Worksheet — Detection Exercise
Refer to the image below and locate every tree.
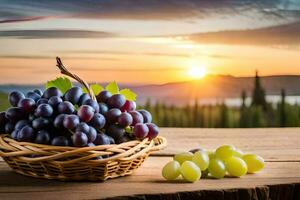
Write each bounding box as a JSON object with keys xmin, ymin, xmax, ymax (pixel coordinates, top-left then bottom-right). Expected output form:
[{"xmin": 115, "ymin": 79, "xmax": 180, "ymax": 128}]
[
  {"xmin": 239, "ymin": 90, "xmax": 250, "ymax": 127},
  {"xmin": 252, "ymin": 70, "xmax": 267, "ymax": 109},
  {"xmin": 192, "ymin": 99, "xmax": 200, "ymax": 127},
  {"xmin": 219, "ymin": 102, "xmax": 229, "ymax": 128},
  {"xmin": 279, "ymin": 89, "xmax": 286, "ymax": 127},
  {"xmin": 241, "ymin": 90, "xmax": 247, "ymax": 109}
]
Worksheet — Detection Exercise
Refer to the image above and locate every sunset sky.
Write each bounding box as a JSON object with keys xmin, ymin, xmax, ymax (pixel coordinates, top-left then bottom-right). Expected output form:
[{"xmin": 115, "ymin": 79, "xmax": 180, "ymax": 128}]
[{"xmin": 0, "ymin": 0, "xmax": 299, "ymax": 84}]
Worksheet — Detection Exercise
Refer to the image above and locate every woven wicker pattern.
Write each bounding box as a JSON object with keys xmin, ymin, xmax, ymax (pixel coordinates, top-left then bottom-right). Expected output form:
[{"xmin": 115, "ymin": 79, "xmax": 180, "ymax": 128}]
[{"xmin": 0, "ymin": 135, "xmax": 167, "ymax": 181}]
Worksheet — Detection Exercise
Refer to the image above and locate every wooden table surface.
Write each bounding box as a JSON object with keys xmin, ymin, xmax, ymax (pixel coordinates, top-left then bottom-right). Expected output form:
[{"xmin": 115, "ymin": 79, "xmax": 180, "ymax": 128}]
[{"xmin": 0, "ymin": 128, "xmax": 299, "ymax": 200}]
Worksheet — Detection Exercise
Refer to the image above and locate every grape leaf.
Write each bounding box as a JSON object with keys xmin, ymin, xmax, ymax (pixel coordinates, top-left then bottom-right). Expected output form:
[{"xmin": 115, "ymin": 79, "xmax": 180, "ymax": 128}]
[
  {"xmin": 82, "ymin": 83, "xmax": 103, "ymax": 95},
  {"xmin": 105, "ymin": 81, "xmax": 119, "ymax": 94},
  {"xmin": 46, "ymin": 77, "xmax": 72, "ymax": 94},
  {"xmin": 120, "ymin": 88, "xmax": 137, "ymax": 101}
]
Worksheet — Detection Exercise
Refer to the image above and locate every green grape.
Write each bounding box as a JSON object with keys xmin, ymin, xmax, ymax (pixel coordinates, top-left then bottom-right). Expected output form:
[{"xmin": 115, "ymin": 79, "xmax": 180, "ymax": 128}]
[
  {"xmin": 224, "ymin": 156, "xmax": 247, "ymax": 177},
  {"xmin": 208, "ymin": 158, "xmax": 226, "ymax": 179},
  {"xmin": 180, "ymin": 161, "xmax": 201, "ymax": 182},
  {"xmin": 233, "ymin": 148, "xmax": 244, "ymax": 158},
  {"xmin": 162, "ymin": 160, "xmax": 181, "ymax": 180},
  {"xmin": 207, "ymin": 150, "xmax": 216, "ymax": 160},
  {"xmin": 242, "ymin": 154, "xmax": 265, "ymax": 173},
  {"xmin": 174, "ymin": 152, "xmax": 193, "ymax": 164},
  {"xmin": 192, "ymin": 150, "xmax": 209, "ymax": 171},
  {"xmin": 215, "ymin": 145, "xmax": 236, "ymax": 160}
]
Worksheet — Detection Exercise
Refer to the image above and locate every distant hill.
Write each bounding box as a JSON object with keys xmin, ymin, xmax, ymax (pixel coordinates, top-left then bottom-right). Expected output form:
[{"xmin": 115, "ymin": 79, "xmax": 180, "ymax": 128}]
[
  {"xmin": 0, "ymin": 75, "xmax": 300, "ymax": 106},
  {"xmin": 130, "ymin": 75, "xmax": 300, "ymax": 105}
]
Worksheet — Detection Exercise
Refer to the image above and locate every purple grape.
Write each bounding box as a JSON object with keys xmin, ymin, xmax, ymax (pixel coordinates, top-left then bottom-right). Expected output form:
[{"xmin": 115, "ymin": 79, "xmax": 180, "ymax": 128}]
[
  {"xmin": 5, "ymin": 122, "xmax": 14, "ymax": 134},
  {"xmin": 87, "ymin": 143, "xmax": 95, "ymax": 147},
  {"xmin": 96, "ymin": 90, "xmax": 112, "ymax": 103},
  {"xmin": 129, "ymin": 111, "xmax": 144, "ymax": 126},
  {"xmin": 146, "ymin": 123, "xmax": 159, "ymax": 139},
  {"xmin": 57, "ymin": 101, "xmax": 75, "ymax": 114},
  {"xmin": 51, "ymin": 136, "xmax": 69, "ymax": 146},
  {"xmin": 26, "ymin": 91, "xmax": 41, "ymax": 102},
  {"xmin": 48, "ymin": 96, "xmax": 63, "ymax": 108},
  {"xmin": 107, "ymin": 136, "xmax": 115, "ymax": 144},
  {"xmin": 115, "ymin": 136, "xmax": 131, "ymax": 144},
  {"xmin": 118, "ymin": 112, "xmax": 133, "ymax": 127},
  {"xmin": 54, "ymin": 114, "xmax": 66, "ymax": 129},
  {"xmin": 0, "ymin": 112, "xmax": 7, "ymax": 132},
  {"xmin": 11, "ymin": 129, "xmax": 19, "ymax": 140},
  {"xmin": 121, "ymin": 100, "xmax": 136, "ymax": 112},
  {"xmin": 18, "ymin": 125, "xmax": 35, "ymax": 142},
  {"xmin": 33, "ymin": 89, "xmax": 43, "ymax": 96},
  {"xmin": 15, "ymin": 120, "xmax": 29, "ymax": 130},
  {"xmin": 83, "ymin": 99, "xmax": 99, "ymax": 113},
  {"xmin": 28, "ymin": 114, "xmax": 35, "ymax": 121},
  {"xmin": 94, "ymin": 133, "xmax": 110, "ymax": 145},
  {"xmin": 36, "ymin": 98, "xmax": 49, "ymax": 106},
  {"xmin": 85, "ymin": 126, "xmax": 96, "ymax": 143},
  {"xmin": 32, "ymin": 117, "xmax": 50, "ymax": 130},
  {"xmin": 78, "ymin": 93, "xmax": 90, "ymax": 106},
  {"xmin": 43, "ymin": 87, "xmax": 62, "ymax": 99},
  {"xmin": 63, "ymin": 114, "xmax": 80, "ymax": 130},
  {"xmin": 98, "ymin": 103, "xmax": 109, "ymax": 115},
  {"xmin": 133, "ymin": 123, "xmax": 149, "ymax": 139},
  {"xmin": 138, "ymin": 109, "xmax": 152, "ymax": 123},
  {"xmin": 105, "ymin": 108, "xmax": 121, "ymax": 124},
  {"xmin": 64, "ymin": 86, "xmax": 83, "ymax": 104},
  {"xmin": 76, "ymin": 122, "xmax": 90, "ymax": 133},
  {"xmin": 106, "ymin": 124, "xmax": 125, "ymax": 140},
  {"xmin": 72, "ymin": 132, "xmax": 88, "ymax": 147},
  {"xmin": 89, "ymin": 113, "xmax": 106, "ymax": 130},
  {"xmin": 36, "ymin": 103, "xmax": 53, "ymax": 117},
  {"xmin": 77, "ymin": 105, "xmax": 94, "ymax": 122},
  {"xmin": 5, "ymin": 107, "xmax": 25, "ymax": 122},
  {"xmin": 35, "ymin": 130, "xmax": 50, "ymax": 144},
  {"xmin": 9, "ymin": 91, "xmax": 25, "ymax": 106},
  {"xmin": 18, "ymin": 98, "xmax": 36, "ymax": 113},
  {"xmin": 107, "ymin": 94, "xmax": 126, "ymax": 109}
]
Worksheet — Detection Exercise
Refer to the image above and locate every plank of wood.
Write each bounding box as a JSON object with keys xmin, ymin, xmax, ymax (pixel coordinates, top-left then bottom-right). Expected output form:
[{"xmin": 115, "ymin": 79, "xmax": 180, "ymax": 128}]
[
  {"xmin": 154, "ymin": 128, "xmax": 300, "ymax": 161},
  {"xmin": 0, "ymin": 157, "xmax": 299, "ymax": 200}
]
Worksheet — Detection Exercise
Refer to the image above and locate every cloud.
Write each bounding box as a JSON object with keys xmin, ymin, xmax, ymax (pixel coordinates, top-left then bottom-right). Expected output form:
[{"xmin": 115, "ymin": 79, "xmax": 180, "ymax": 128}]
[
  {"xmin": 0, "ymin": 16, "xmax": 50, "ymax": 24},
  {"xmin": 0, "ymin": 30, "xmax": 117, "ymax": 39},
  {"xmin": 62, "ymin": 50, "xmax": 189, "ymax": 58},
  {"xmin": 69, "ymin": 66, "xmax": 183, "ymax": 72},
  {"xmin": 61, "ymin": 50, "xmax": 232, "ymax": 59},
  {"xmin": 184, "ymin": 21, "xmax": 300, "ymax": 46},
  {"xmin": 0, "ymin": 0, "xmax": 299, "ymax": 23},
  {"xmin": 0, "ymin": 55, "xmax": 120, "ymax": 61}
]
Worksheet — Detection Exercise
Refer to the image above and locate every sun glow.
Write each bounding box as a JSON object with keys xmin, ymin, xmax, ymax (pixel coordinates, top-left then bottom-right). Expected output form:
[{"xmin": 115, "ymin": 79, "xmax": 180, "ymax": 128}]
[{"xmin": 187, "ymin": 66, "xmax": 207, "ymax": 79}]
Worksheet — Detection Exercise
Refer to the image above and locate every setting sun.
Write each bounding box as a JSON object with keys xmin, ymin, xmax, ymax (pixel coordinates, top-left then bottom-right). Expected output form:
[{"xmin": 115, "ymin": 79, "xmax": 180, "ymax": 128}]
[{"xmin": 187, "ymin": 66, "xmax": 207, "ymax": 79}]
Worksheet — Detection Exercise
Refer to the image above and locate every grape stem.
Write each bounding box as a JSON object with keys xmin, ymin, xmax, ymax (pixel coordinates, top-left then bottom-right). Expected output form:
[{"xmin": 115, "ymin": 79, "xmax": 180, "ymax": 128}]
[{"xmin": 56, "ymin": 57, "xmax": 96, "ymax": 101}]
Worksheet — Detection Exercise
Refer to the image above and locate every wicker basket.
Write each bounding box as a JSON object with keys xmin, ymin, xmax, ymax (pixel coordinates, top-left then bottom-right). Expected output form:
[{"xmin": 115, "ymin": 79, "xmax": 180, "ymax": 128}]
[
  {"xmin": 0, "ymin": 58, "xmax": 167, "ymax": 181},
  {"xmin": 0, "ymin": 135, "xmax": 166, "ymax": 181}
]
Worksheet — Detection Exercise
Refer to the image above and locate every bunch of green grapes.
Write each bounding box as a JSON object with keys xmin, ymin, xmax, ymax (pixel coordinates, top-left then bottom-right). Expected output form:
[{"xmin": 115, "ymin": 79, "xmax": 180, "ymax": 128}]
[{"xmin": 162, "ymin": 145, "xmax": 264, "ymax": 182}]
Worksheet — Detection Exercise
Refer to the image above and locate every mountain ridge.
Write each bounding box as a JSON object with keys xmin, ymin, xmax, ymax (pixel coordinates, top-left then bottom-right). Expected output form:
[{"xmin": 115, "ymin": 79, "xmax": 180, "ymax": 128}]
[{"xmin": 1, "ymin": 75, "xmax": 300, "ymax": 106}]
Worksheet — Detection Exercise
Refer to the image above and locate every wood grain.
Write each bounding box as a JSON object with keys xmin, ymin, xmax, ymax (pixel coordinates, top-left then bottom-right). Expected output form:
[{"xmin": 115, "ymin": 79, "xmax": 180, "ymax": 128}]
[
  {"xmin": 0, "ymin": 128, "xmax": 299, "ymax": 199},
  {"xmin": 0, "ymin": 157, "xmax": 299, "ymax": 200},
  {"xmin": 154, "ymin": 128, "xmax": 300, "ymax": 161}
]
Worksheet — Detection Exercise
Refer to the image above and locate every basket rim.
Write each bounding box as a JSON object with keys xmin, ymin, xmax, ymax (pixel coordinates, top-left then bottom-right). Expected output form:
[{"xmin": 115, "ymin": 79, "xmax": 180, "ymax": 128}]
[{"xmin": 0, "ymin": 135, "xmax": 167, "ymax": 164}]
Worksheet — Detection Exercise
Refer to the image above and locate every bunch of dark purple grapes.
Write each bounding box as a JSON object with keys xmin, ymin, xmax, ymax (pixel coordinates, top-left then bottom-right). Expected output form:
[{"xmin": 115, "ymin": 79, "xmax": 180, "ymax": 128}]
[{"xmin": 0, "ymin": 87, "xmax": 159, "ymax": 147}]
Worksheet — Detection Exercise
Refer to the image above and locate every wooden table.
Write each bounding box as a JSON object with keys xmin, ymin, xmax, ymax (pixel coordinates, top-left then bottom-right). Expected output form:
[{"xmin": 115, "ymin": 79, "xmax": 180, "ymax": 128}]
[{"xmin": 0, "ymin": 128, "xmax": 299, "ymax": 200}]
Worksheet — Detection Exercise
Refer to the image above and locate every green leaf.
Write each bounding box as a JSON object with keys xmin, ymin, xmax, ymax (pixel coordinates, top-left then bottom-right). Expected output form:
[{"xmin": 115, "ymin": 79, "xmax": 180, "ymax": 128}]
[
  {"xmin": 46, "ymin": 77, "xmax": 73, "ymax": 94},
  {"xmin": 82, "ymin": 83, "xmax": 103, "ymax": 95},
  {"xmin": 120, "ymin": 88, "xmax": 137, "ymax": 101},
  {"xmin": 105, "ymin": 81, "xmax": 119, "ymax": 94}
]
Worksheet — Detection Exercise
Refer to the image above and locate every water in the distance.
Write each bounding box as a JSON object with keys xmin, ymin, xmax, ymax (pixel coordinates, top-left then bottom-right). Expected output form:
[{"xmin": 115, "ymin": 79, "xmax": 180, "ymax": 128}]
[{"xmin": 194, "ymin": 95, "xmax": 300, "ymax": 107}]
